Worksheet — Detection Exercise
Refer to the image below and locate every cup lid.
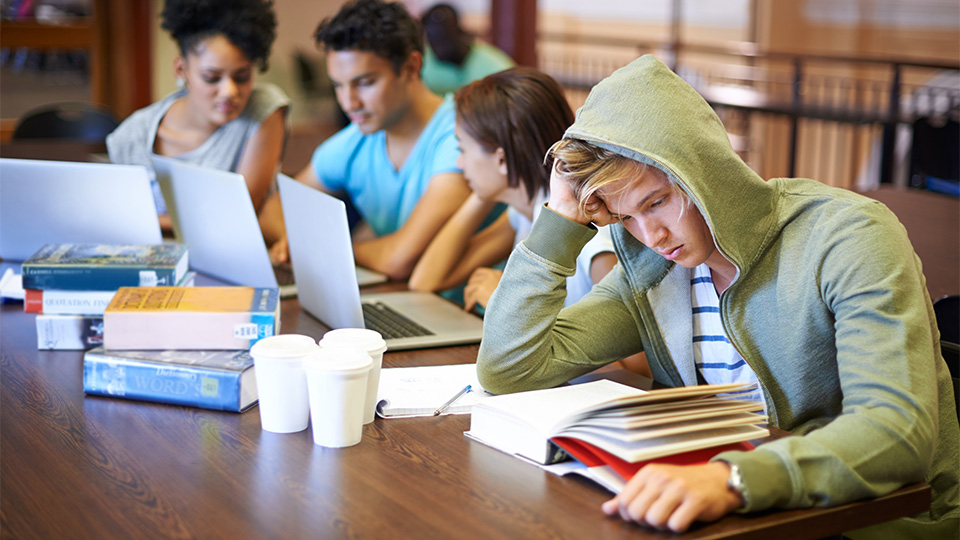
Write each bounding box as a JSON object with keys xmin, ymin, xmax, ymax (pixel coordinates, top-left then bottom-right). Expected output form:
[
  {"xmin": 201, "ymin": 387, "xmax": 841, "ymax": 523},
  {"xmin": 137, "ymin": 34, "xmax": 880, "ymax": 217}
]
[
  {"xmin": 320, "ymin": 328, "xmax": 387, "ymax": 354},
  {"xmin": 250, "ymin": 334, "xmax": 319, "ymax": 360},
  {"xmin": 302, "ymin": 346, "xmax": 372, "ymax": 374}
]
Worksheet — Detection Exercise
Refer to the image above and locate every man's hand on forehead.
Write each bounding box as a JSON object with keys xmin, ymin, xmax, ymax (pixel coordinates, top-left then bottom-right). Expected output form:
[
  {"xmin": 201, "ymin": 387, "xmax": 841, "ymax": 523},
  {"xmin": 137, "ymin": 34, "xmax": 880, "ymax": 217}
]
[{"xmin": 583, "ymin": 193, "xmax": 616, "ymax": 227}]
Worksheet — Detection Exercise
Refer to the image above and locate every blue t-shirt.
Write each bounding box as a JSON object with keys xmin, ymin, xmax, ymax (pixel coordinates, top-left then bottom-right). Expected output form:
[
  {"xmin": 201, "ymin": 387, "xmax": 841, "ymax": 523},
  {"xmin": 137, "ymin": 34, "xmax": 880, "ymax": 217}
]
[{"xmin": 311, "ymin": 96, "xmax": 460, "ymax": 237}]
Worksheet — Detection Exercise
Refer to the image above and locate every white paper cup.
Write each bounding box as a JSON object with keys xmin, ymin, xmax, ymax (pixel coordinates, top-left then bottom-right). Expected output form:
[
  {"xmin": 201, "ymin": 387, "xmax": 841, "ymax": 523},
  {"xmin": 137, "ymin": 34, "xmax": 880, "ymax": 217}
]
[
  {"xmin": 302, "ymin": 347, "xmax": 372, "ymax": 448},
  {"xmin": 250, "ymin": 334, "xmax": 318, "ymax": 433},
  {"xmin": 319, "ymin": 328, "xmax": 387, "ymax": 424}
]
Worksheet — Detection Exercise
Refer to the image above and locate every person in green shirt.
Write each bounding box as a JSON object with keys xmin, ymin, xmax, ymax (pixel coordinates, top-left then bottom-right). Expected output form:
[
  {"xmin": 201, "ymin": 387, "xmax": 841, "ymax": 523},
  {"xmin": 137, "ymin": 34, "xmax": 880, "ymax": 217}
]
[
  {"xmin": 419, "ymin": 3, "xmax": 514, "ymax": 96},
  {"xmin": 476, "ymin": 55, "xmax": 959, "ymax": 538}
]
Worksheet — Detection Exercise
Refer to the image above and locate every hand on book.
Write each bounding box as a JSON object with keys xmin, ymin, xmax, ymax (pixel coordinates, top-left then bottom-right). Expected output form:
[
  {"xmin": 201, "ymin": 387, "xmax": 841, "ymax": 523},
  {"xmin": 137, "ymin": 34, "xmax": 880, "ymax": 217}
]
[{"xmin": 601, "ymin": 461, "xmax": 742, "ymax": 533}]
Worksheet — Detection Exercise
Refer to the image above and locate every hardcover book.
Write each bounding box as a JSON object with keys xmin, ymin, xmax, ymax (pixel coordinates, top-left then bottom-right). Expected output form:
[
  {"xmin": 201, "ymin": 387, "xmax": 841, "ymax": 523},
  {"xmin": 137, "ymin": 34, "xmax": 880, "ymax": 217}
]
[
  {"xmin": 36, "ymin": 314, "xmax": 103, "ymax": 350},
  {"xmin": 546, "ymin": 437, "xmax": 756, "ymax": 493},
  {"xmin": 466, "ymin": 379, "xmax": 768, "ymax": 466},
  {"xmin": 103, "ymin": 286, "xmax": 281, "ymax": 350},
  {"xmin": 21, "ymin": 243, "xmax": 189, "ymax": 291},
  {"xmin": 25, "ymin": 271, "xmax": 196, "ymax": 315},
  {"xmin": 83, "ymin": 347, "xmax": 257, "ymax": 412}
]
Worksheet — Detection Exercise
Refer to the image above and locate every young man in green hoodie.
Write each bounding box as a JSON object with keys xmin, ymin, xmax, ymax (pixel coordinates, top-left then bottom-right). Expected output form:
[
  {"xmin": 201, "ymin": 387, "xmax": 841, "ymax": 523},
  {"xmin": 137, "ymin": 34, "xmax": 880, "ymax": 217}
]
[{"xmin": 476, "ymin": 55, "xmax": 958, "ymax": 537}]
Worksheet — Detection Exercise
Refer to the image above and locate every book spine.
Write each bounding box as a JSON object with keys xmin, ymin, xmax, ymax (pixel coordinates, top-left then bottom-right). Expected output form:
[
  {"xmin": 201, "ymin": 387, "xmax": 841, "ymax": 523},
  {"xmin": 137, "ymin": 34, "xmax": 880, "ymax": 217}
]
[
  {"xmin": 24, "ymin": 289, "xmax": 117, "ymax": 315},
  {"xmin": 22, "ymin": 266, "xmax": 181, "ymax": 291},
  {"xmin": 102, "ymin": 311, "xmax": 279, "ymax": 350},
  {"xmin": 36, "ymin": 315, "xmax": 104, "ymax": 350},
  {"xmin": 82, "ymin": 355, "xmax": 244, "ymax": 412}
]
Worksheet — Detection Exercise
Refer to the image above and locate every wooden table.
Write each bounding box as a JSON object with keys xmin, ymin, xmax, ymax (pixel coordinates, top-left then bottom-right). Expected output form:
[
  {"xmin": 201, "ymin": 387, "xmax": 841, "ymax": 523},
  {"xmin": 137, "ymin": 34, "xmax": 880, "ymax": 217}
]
[
  {"xmin": 0, "ymin": 140, "xmax": 107, "ymax": 162},
  {"xmin": 0, "ymin": 265, "xmax": 932, "ymax": 540}
]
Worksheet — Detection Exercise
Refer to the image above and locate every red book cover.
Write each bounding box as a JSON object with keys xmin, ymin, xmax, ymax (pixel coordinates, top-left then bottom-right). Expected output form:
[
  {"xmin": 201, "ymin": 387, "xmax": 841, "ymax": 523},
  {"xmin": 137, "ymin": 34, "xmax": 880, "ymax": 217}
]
[{"xmin": 552, "ymin": 436, "xmax": 755, "ymax": 483}]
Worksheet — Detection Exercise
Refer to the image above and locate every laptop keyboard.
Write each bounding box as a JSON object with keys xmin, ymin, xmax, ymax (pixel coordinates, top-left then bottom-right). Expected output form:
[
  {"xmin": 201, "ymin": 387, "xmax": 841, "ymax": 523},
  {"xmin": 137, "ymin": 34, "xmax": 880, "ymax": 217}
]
[
  {"xmin": 362, "ymin": 301, "xmax": 435, "ymax": 340},
  {"xmin": 273, "ymin": 263, "xmax": 295, "ymax": 286}
]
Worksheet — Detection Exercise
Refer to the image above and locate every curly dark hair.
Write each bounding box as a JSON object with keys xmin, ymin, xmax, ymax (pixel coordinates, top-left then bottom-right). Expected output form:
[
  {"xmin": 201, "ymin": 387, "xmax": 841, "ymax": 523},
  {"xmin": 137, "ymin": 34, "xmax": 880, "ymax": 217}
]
[
  {"xmin": 314, "ymin": 0, "xmax": 423, "ymax": 73},
  {"xmin": 161, "ymin": 0, "xmax": 277, "ymax": 72}
]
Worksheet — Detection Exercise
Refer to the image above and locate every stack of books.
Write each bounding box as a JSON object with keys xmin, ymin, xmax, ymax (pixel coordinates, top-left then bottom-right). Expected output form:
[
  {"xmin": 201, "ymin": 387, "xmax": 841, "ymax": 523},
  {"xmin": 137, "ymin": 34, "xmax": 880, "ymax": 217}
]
[
  {"xmin": 84, "ymin": 284, "xmax": 283, "ymax": 413},
  {"xmin": 23, "ymin": 243, "xmax": 191, "ymax": 350},
  {"xmin": 22, "ymin": 242, "xmax": 283, "ymax": 413}
]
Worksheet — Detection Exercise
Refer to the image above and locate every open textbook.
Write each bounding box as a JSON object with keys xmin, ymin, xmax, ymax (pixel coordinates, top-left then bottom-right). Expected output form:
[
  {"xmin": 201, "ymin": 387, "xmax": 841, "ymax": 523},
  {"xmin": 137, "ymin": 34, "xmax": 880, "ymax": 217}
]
[
  {"xmin": 376, "ymin": 363, "xmax": 491, "ymax": 418},
  {"xmin": 465, "ymin": 379, "xmax": 768, "ymax": 470}
]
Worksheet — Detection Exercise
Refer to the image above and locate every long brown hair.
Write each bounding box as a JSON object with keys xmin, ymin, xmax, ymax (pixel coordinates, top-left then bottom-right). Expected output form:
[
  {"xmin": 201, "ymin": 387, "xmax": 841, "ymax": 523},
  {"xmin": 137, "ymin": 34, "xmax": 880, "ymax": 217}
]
[{"xmin": 455, "ymin": 67, "xmax": 574, "ymax": 202}]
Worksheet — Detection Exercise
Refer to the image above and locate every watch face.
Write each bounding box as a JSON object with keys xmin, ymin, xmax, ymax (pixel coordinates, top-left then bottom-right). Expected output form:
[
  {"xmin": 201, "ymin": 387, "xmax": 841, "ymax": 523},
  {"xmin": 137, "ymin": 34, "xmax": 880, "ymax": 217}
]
[{"xmin": 726, "ymin": 463, "xmax": 747, "ymax": 507}]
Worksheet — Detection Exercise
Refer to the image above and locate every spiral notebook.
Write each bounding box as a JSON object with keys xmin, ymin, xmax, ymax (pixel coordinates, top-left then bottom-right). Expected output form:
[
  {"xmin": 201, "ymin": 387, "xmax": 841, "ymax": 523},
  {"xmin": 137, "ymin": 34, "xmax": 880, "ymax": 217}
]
[{"xmin": 376, "ymin": 364, "xmax": 490, "ymax": 418}]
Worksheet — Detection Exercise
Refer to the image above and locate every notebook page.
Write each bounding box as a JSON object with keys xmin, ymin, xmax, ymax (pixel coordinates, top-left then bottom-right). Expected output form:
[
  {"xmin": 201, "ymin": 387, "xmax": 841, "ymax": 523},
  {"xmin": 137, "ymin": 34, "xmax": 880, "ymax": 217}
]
[{"xmin": 376, "ymin": 364, "xmax": 489, "ymax": 417}]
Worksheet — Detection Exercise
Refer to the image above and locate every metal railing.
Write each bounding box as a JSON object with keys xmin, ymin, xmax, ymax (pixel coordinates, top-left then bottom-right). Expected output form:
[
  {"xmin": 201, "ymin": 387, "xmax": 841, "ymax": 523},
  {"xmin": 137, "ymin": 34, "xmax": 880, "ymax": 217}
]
[{"xmin": 539, "ymin": 34, "xmax": 960, "ymax": 189}]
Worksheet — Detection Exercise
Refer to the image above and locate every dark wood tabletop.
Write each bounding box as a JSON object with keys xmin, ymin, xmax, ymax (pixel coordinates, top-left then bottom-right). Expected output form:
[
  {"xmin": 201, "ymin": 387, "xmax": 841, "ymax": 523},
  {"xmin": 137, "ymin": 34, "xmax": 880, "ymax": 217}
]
[
  {"xmin": 0, "ymin": 265, "xmax": 932, "ymax": 540},
  {"xmin": 0, "ymin": 140, "xmax": 108, "ymax": 162}
]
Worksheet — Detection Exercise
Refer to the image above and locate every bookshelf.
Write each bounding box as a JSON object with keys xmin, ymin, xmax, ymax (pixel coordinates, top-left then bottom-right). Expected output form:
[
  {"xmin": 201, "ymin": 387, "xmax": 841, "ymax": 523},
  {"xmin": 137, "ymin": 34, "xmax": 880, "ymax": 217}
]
[{"xmin": 0, "ymin": 0, "xmax": 152, "ymax": 142}]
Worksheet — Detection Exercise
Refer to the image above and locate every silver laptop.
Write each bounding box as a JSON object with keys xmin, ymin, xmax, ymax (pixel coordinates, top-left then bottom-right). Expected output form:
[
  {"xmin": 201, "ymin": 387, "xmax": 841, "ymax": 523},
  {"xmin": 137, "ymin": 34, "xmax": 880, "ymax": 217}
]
[
  {"xmin": 0, "ymin": 158, "xmax": 162, "ymax": 261},
  {"xmin": 152, "ymin": 156, "xmax": 385, "ymax": 297},
  {"xmin": 277, "ymin": 174, "xmax": 484, "ymax": 350}
]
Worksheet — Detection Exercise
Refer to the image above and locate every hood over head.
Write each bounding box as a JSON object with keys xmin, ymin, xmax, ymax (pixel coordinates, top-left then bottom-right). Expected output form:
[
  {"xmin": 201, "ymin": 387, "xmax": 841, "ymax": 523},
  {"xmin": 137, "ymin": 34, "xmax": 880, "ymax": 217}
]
[{"xmin": 563, "ymin": 54, "xmax": 776, "ymax": 272}]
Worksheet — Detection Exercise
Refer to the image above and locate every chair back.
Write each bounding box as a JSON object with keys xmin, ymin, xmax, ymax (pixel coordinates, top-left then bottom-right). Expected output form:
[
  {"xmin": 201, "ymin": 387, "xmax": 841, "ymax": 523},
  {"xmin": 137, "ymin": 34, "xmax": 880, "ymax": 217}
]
[
  {"xmin": 12, "ymin": 102, "xmax": 119, "ymax": 143},
  {"xmin": 911, "ymin": 116, "xmax": 960, "ymax": 197},
  {"xmin": 933, "ymin": 294, "xmax": 960, "ymax": 421}
]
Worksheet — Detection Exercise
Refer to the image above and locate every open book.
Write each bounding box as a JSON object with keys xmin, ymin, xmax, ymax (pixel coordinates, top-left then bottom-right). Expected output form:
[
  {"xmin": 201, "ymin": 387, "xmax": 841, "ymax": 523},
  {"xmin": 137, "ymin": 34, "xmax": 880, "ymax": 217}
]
[{"xmin": 465, "ymin": 379, "xmax": 768, "ymax": 466}]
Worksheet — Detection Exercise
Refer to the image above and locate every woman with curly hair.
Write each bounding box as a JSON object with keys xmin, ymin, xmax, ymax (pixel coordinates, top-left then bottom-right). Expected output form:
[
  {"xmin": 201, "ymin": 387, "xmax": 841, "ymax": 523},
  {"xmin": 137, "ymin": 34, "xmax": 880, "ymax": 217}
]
[{"xmin": 107, "ymin": 0, "xmax": 289, "ymax": 232}]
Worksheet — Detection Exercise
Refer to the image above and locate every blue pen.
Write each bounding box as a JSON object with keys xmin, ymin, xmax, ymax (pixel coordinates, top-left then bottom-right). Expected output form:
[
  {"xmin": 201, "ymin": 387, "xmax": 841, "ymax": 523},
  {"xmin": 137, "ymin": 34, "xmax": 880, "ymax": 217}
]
[{"xmin": 433, "ymin": 384, "xmax": 472, "ymax": 416}]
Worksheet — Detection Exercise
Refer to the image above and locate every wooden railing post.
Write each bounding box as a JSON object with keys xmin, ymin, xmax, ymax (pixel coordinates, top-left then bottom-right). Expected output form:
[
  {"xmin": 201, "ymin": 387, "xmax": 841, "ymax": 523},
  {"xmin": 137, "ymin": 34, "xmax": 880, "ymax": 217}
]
[
  {"xmin": 788, "ymin": 57, "xmax": 803, "ymax": 178},
  {"xmin": 879, "ymin": 64, "xmax": 902, "ymax": 184}
]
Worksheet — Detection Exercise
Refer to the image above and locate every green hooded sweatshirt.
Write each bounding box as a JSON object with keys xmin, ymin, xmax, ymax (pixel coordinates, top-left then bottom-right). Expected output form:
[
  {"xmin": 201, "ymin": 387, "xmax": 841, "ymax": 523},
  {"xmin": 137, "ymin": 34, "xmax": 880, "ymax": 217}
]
[{"xmin": 476, "ymin": 55, "xmax": 958, "ymax": 537}]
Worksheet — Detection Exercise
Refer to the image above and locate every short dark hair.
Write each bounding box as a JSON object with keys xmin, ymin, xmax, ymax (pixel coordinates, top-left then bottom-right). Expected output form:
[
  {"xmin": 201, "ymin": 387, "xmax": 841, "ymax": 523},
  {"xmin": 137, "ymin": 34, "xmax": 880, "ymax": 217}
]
[
  {"xmin": 422, "ymin": 3, "xmax": 470, "ymax": 66},
  {"xmin": 455, "ymin": 68, "xmax": 575, "ymax": 202},
  {"xmin": 314, "ymin": 0, "xmax": 423, "ymax": 73},
  {"xmin": 161, "ymin": 0, "xmax": 277, "ymax": 72}
]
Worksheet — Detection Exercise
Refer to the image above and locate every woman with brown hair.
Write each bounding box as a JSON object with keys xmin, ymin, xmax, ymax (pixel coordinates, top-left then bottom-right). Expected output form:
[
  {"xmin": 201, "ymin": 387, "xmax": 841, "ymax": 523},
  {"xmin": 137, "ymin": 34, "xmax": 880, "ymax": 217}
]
[{"xmin": 408, "ymin": 67, "xmax": 616, "ymax": 311}]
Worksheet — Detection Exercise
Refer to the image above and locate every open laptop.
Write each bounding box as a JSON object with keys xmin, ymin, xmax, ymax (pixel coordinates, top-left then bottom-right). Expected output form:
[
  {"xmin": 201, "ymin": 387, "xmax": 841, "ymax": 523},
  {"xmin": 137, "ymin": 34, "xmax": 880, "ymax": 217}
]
[
  {"xmin": 277, "ymin": 174, "xmax": 483, "ymax": 350},
  {"xmin": 0, "ymin": 158, "xmax": 162, "ymax": 261},
  {"xmin": 152, "ymin": 156, "xmax": 386, "ymax": 298}
]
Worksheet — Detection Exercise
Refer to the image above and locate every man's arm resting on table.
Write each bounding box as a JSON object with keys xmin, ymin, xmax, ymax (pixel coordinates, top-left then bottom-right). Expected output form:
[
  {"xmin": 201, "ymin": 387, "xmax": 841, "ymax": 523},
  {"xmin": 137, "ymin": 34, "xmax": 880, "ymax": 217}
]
[{"xmin": 353, "ymin": 171, "xmax": 471, "ymax": 280}]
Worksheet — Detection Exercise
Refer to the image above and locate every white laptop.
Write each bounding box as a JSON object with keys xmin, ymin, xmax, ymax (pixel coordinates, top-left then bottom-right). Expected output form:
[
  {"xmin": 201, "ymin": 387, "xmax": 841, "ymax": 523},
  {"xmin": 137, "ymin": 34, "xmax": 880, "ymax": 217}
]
[
  {"xmin": 277, "ymin": 174, "xmax": 484, "ymax": 350},
  {"xmin": 152, "ymin": 156, "xmax": 386, "ymax": 298},
  {"xmin": 0, "ymin": 158, "xmax": 162, "ymax": 261}
]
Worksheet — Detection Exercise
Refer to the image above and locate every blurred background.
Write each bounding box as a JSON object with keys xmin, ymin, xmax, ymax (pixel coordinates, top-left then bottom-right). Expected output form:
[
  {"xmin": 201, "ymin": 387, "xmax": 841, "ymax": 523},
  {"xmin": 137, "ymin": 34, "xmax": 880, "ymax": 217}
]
[{"xmin": 2, "ymin": 0, "xmax": 958, "ymax": 190}]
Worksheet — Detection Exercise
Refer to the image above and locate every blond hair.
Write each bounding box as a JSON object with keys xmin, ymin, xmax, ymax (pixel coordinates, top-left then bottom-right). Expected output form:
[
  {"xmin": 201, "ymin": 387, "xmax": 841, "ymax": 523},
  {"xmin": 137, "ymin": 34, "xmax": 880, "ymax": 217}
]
[{"xmin": 547, "ymin": 138, "xmax": 689, "ymax": 220}]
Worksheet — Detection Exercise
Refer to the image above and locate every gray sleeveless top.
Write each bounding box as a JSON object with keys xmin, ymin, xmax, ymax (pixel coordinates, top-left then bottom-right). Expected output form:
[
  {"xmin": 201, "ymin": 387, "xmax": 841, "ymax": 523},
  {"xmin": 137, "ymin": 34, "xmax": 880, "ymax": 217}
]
[{"xmin": 106, "ymin": 83, "xmax": 290, "ymax": 214}]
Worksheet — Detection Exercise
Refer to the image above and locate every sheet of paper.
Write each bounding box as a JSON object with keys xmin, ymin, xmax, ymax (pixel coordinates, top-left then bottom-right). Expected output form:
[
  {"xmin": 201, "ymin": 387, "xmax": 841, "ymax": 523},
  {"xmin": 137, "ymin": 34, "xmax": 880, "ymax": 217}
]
[{"xmin": 0, "ymin": 268, "xmax": 24, "ymax": 301}]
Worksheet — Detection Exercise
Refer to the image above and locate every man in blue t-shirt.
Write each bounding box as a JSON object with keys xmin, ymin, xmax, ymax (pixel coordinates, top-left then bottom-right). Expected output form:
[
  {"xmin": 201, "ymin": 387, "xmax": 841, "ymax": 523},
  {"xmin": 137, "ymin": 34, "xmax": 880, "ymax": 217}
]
[{"xmin": 263, "ymin": 0, "xmax": 470, "ymax": 280}]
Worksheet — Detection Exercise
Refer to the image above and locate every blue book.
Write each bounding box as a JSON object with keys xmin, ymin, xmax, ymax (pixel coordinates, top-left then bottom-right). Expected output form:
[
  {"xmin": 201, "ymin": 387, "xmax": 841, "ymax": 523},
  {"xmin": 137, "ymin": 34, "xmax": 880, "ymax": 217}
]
[
  {"xmin": 22, "ymin": 243, "xmax": 189, "ymax": 291},
  {"xmin": 83, "ymin": 347, "xmax": 257, "ymax": 412}
]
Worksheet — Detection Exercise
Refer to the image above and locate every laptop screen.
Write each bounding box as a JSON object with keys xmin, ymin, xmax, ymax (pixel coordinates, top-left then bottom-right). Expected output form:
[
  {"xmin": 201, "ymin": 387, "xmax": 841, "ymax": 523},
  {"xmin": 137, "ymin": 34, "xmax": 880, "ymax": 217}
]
[{"xmin": 0, "ymin": 158, "xmax": 162, "ymax": 261}]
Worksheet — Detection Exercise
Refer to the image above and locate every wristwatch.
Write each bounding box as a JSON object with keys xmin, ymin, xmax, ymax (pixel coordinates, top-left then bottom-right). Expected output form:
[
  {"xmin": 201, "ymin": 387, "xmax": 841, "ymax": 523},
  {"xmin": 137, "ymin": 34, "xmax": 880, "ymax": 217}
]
[{"xmin": 725, "ymin": 462, "xmax": 749, "ymax": 508}]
